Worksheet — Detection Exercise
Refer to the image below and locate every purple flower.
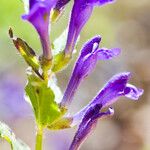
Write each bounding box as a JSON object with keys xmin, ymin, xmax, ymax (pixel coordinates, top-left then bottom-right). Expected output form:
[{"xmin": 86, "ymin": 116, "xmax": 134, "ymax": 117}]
[
  {"xmin": 48, "ymin": 72, "xmax": 143, "ymax": 148},
  {"xmin": 69, "ymin": 105, "xmax": 114, "ymax": 150},
  {"xmin": 72, "ymin": 72, "xmax": 143, "ymax": 125},
  {"xmin": 22, "ymin": 0, "xmax": 57, "ymax": 59},
  {"xmin": 64, "ymin": 0, "xmax": 115, "ymax": 56},
  {"xmin": 60, "ymin": 36, "xmax": 120, "ymax": 107},
  {"xmin": 68, "ymin": 72, "xmax": 143, "ymax": 149}
]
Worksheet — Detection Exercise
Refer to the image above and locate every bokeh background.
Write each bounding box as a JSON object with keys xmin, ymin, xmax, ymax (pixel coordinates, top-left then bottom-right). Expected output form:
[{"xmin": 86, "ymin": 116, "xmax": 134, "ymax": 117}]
[{"xmin": 0, "ymin": 0, "xmax": 150, "ymax": 149}]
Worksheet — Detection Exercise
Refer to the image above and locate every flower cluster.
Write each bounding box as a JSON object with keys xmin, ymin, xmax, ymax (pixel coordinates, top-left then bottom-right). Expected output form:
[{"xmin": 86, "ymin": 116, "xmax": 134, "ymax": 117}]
[{"xmin": 9, "ymin": 0, "xmax": 143, "ymax": 150}]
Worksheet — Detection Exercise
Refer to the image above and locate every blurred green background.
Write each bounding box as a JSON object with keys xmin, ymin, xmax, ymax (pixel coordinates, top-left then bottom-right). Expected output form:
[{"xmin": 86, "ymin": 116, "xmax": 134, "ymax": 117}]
[{"xmin": 0, "ymin": 0, "xmax": 150, "ymax": 150}]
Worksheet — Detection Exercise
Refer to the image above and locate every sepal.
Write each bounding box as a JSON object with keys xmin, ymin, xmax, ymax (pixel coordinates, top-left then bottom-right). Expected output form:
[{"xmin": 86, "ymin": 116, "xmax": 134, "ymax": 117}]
[
  {"xmin": 48, "ymin": 117, "xmax": 72, "ymax": 130},
  {"xmin": 52, "ymin": 52, "xmax": 71, "ymax": 72}
]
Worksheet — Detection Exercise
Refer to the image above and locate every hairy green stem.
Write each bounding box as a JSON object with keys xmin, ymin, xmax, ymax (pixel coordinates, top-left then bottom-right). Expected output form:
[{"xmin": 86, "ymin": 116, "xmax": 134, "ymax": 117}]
[{"xmin": 35, "ymin": 127, "xmax": 43, "ymax": 150}]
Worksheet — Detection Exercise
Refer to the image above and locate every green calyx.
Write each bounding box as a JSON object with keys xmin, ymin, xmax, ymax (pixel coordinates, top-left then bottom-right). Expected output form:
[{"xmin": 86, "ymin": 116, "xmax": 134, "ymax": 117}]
[
  {"xmin": 52, "ymin": 52, "xmax": 71, "ymax": 72},
  {"xmin": 39, "ymin": 56, "xmax": 52, "ymax": 80},
  {"xmin": 47, "ymin": 117, "xmax": 73, "ymax": 130}
]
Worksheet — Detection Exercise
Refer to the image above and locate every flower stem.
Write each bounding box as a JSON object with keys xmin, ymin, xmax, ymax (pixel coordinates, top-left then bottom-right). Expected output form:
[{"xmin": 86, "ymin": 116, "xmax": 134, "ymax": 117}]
[{"xmin": 35, "ymin": 127, "xmax": 43, "ymax": 150}]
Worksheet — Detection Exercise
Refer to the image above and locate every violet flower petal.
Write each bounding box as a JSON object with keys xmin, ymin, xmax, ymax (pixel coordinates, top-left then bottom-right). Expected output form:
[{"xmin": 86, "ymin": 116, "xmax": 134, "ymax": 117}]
[
  {"xmin": 69, "ymin": 104, "xmax": 114, "ymax": 150},
  {"xmin": 124, "ymin": 84, "xmax": 144, "ymax": 100},
  {"xmin": 22, "ymin": 0, "xmax": 57, "ymax": 59},
  {"xmin": 72, "ymin": 72, "xmax": 143, "ymax": 125},
  {"xmin": 61, "ymin": 36, "xmax": 120, "ymax": 107},
  {"xmin": 64, "ymin": 0, "xmax": 115, "ymax": 56}
]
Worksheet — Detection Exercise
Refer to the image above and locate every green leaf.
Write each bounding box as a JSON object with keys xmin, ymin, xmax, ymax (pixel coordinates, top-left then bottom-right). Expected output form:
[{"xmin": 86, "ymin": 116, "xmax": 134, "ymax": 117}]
[
  {"xmin": 0, "ymin": 121, "xmax": 30, "ymax": 150},
  {"xmin": 9, "ymin": 28, "xmax": 42, "ymax": 79},
  {"xmin": 25, "ymin": 72, "xmax": 65, "ymax": 127}
]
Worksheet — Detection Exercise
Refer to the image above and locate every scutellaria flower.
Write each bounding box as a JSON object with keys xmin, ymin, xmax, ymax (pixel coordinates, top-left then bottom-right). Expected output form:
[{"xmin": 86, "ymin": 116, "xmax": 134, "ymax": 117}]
[
  {"xmin": 47, "ymin": 36, "xmax": 143, "ymax": 149},
  {"xmin": 61, "ymin": 72, "xmax": 143, "ymax": 149},
  {"xmin": 61, "ymin": 35, "xmax": 120, "ymax": 107},
  {"xmin": 22, "ymin": 0, "xmax": 57, "ymax": 60},
  {"xmin": 64, "ymin": 0, "xmax": 115, "ymax": 57},
  {"xmin": 69, "ymin": 106, "xmax": 114, "ymax": 150},
  {"xmin": 72, "ymin": 72, "xmax": 143, "ymax": 126}
]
